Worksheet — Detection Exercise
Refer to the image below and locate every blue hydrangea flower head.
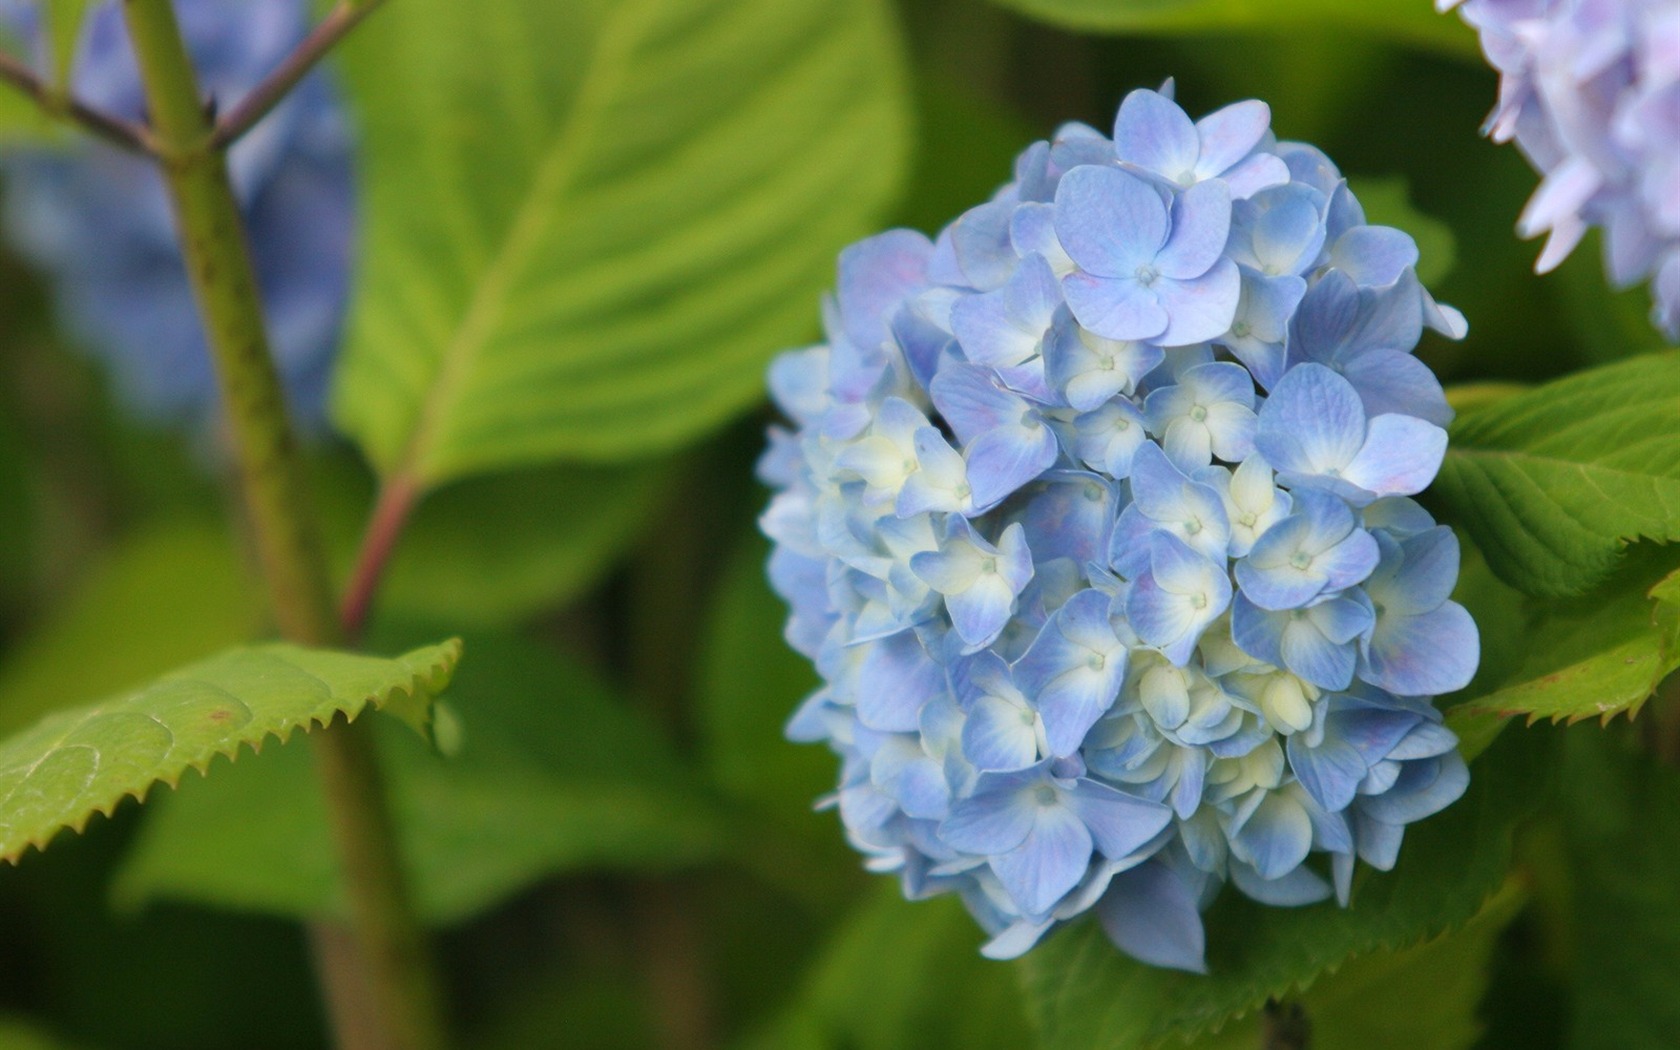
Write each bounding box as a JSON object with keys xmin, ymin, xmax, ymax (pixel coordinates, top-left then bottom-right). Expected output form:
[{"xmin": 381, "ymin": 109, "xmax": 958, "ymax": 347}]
[
  {"xmin": 1444, "ymin": 0, "xmax": 1680, "ymax": 338},
  {"xmin": 0, "ymin": 0, "xmax": 354, "ymax": 432},
  {"xmin": 760, "ymin": 84, "xmax": 1475, "ymax": 971}
]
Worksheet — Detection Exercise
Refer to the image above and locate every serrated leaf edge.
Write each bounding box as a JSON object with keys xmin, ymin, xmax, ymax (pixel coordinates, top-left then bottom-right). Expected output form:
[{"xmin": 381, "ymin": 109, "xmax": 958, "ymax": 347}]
[{"xmin": 0, "ymin": 639, "xmax": 462, "ymax": 865}]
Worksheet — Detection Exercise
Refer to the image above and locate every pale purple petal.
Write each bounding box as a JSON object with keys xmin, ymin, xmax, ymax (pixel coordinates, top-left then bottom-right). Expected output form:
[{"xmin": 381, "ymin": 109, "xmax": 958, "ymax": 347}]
[
  {"xmin": 1055, "ymin": 165, "xmax": 1170, "ymax": 277},
  {"xmin": 993, "ymin": 804, "xmax": 1094, "ymax": 916},
  {"xmin": 1113, "ymin": 88, "xmax": 1200, "ymax": 180},
  {"xmin": 1153, "ymin": 259, "xmax": 1241, "ymax": 346},
  {"xmin": 1341, "ymin": 414, "xmax": 1448, "ymax": 498},
  {"xmin": 1156, "ymin": 179, "xmax": 1234, "ymax": 280},
  {"xmin": 1097, "ymin": 862, "xmax": 1207, "ymax": 973}
]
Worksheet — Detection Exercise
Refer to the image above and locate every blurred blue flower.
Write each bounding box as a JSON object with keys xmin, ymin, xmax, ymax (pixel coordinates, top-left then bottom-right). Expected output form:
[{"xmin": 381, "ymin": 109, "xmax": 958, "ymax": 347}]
[
  {"xmin": 0, "ymin": 0, "xmax": 354, "ymax": 432},
  {"xmin": 761, "ymin": 84, "xmax": 1474, "ymax": 972},
  {"xmin": 1445, "ymin": 0, "xmax": 1680, "ymax": 338}
]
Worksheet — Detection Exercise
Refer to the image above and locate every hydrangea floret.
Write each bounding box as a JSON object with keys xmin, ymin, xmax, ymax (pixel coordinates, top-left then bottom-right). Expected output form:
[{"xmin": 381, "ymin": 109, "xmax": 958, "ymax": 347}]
[
  {"xmin": 1443, "ymin": 0, "xmax": 1680, "ymax": 338},
  {"xmin": 0, "ymin": 0, "xmax": 353, "ymax": 431},
  {"xmin": 759, "ymin": 83, "xmax": 1478, "ymax": 971}
]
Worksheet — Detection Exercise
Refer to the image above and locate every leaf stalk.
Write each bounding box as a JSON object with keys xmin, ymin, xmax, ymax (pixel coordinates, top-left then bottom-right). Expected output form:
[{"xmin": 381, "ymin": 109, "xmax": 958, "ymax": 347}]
[{"xmin": 118, "ymin": 1, "xmax": 445, "ymax": 1047}]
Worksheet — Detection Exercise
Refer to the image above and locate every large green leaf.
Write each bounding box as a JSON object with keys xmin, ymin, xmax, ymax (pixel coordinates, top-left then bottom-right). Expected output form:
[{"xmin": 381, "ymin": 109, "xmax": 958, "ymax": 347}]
[
  {"xmin": 115, "ymin": 632, "xmax": 725, "ymax": 924},
  {"xmin": 739, "ymin": 889, "xmax": 1032, "ymax": 1050},
  {"xmin": 1432, "ymin": 352, "xmax": 1680, "ymax": 597},
  {"xmin": 1015, "ymin": 727, "xmax": 1542, "ymax": 1050},
  {"xmin": 1194, "ymin": 880, "xmax": 1523, "ymax": 1050},
  {"xmin": 316, "ymin": 455, "xmax": 670, "ymax": 627},
  {"xmin": 984, "ymin": 0, "xmax": 1478, "ymax": 57},
  {"xmin": 1446, "ymin": 551, "xmax": 1680, "ymax": 758},
  {"xmin": 329, "ymin": 0, "xmax": 910, "ymax": 486},
  {"xmin": 1561, "ymin": 729, "xmax": 1680, "ymax": 1050},
  {"xmin": 0, "ymin": 640, "xmax": 461, "ymax": 864}
]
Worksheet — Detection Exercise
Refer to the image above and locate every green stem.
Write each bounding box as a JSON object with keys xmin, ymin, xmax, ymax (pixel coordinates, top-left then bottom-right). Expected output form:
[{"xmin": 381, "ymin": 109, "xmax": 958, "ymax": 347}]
[{"xmin": 119, "ymin": 3, "xmax": 446, "ymax": 1048}]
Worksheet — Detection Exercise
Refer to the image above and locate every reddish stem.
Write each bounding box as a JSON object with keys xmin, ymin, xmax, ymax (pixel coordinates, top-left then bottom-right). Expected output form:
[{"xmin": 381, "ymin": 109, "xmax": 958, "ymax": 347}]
[{"xmin": 340, "ymin": 472, "xmax": 420, "ymax": 642}]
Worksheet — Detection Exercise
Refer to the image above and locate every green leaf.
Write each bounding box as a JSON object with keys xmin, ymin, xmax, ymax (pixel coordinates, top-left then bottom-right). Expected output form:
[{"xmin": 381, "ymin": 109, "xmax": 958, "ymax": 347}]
[
  {"xmin": 983, "ymin": 0, "xmax": 1478, "ymax": 58},
  {"xmin": 1194, "ymin": 880, "xmax": 1524, "ymax": 1050},
  {"xmin": 43, "ymin": 0, "xmax": 90, "ymax": 94},
  {"xmin": 1561, "ymin": 728, "xmax": 1680, "ymax": 1050},
  {"xmin": 1432, "ymin": 352, "xmax": 1680, "ymax": 597},
  {"xmin": 329, "ymin": 0, "xmax": 910, "ymax": 486},
  {"xmin": 1347, "ymin": 176, "xmax": 1456, "ymax": 286},
  {"xmin": 1016, "ymin": 727, "xmax": 1542, "ymax": 1050},
  {"xmin": 1446, "ymin": 549, "xmax": 1680, "ymax": 757},
  {"xmin": 740, "ymin": 889, "xmax": 1033, "ymax": 1050},
  {"xmin": 317, "ymin": 455, "xmax": 670, "ymax": 627},
  {"xmin": 0, "ymin": 640, "xmax": 461, "ymax": 864},
  {"xmin": 115, "ymin": 633, "xmax": 726, "ymax": 924}
]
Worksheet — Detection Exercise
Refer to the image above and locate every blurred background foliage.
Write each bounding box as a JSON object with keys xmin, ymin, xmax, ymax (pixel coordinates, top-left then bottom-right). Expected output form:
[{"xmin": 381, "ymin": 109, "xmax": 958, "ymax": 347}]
[{"xmin": 0, "ymin": 0, "xmax": 1670, "ymax": 1048}]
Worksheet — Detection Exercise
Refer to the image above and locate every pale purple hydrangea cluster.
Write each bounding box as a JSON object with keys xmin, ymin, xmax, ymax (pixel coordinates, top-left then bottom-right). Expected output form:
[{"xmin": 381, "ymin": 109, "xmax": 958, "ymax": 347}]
[
  {"xmin": 758, "ymin": 86, "xmax": 1480, "ymax": 971},
  {"xmin": 1444, "ymin": 0, "xmax": 1680, "ymax": 337}
]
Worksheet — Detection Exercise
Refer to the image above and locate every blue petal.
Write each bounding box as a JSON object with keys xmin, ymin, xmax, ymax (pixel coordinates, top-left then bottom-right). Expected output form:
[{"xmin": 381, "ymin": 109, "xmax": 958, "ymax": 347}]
[
  {"xmin": 1015, "ymin": 590, "xmax": 1127, "ymax": 755},
  {"xmin": 965, "ymin": 422, "xmax": 1060, "ymax": 511},
  {"xmin": 930, "ymin": 361, "xmax": 1021, "ymax": 446},
  {"xmin": 1287, "ymin": 731, "xmax": 1368, "ymax": 812},
  {"xmin": 949, "ymin": 575, "xmax": 1020, "ymax": 650},
  {"xmin": 1193, "ymin": 99, "xmax": 1272, "ymax": 180},
  {"xmin": 1097, "ymin": 861, "xmax": 1207, "ymax": 973},
  {"xmin": 963, "ymin": 694, "xmax": 1041, "ymax": 772},
  {"xmin": 1338, "ymin": 348, "xmax": 1453, "ymax": 428},
  {"xmin": 1017, "ymin": 472, "xmax": 1119, "ymax": 565},
  {"xmin": 1062, "ymin": 271, "xmax": 1169, "ymax": 343},
  {"xmin": 836, "ymin": 229, "xmax": 932, "ymax": 351},
  {"xmin": 1255, "ymin": 362, "xmax": 1366, "ymax": 476},
  {"xmin": 1158, "ymin": 180, "xmax": 1233, "ymax": 280},
  {"xmin": 1112, "ymin": 88, "xmax": 1199, "ymax": 180},
  {"xmin": 1055, "ymin": 165, "xmax": 1169, "ymax": 277},
  {"xmin": 1342, "ymin": 414, "xmax": 1447, "ymax": 499},
  {"xmin": 1330, "ymin": 225, "xmax": 1419, "ymax": 287},
  {"xmin": 1362, "ymin": 601, "xmax": 1479, "ymax": 696},
  {"xmin": 951, "ymin": 253, "xmax": 1063, "ymax": 369},
  {"xmin": 992, "ymin": 803, "xmax": 1094, "ymax": 916},
  {"xmin": 1278, "ymin": 604, "xmax": 1368, "ymax": 691},
  {"xmin": 1229, "ymin": 859, "xmax": 1332, "ymax": 906},
  {"xmin": 1154, "ymin": 259, "xmax": 1241, "ymax": 346},
  {"xmin": 1229, "ymin": 790, "xmax": 1314, "ymax": 880},
  {"xmin": 939, "ymin": 770, "xmax": 1040, "ymax": 853},
  {"xmin": 949, "ymin": 199, "xmax": 1017, "ymax": 291},
  {"xmin": 1361, "ymin": 752, "xmax": 1469, "ymax": 826},
  {"xmin": 855, "ymin": 631, "xmax": 945, "ymax": 732},
  {"xmin": 1065, "ymin": 779, "xmax": 1174, "ymax": 859}
]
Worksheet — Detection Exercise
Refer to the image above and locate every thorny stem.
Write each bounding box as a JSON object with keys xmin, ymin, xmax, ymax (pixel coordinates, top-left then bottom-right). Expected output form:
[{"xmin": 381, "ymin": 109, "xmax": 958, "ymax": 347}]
[
  {"xmin": 211, "ymin": 0, "xmax": 386, "ymax": 149},
  {"xmin": 0, "ymin": 48, "xmax": 154, "ymax": 153},
  {"xmin": 119, "ymin": 2, "xmax": 445, "ymax": 1048}
]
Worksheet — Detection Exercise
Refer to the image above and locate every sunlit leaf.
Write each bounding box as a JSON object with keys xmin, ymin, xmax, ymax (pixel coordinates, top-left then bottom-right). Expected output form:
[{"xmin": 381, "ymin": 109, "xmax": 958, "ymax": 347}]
[
  {"xmin": 115, "ymin": 633, "xmax": 725, "ymax": 924},
  {"xmin": 1447, "ymin": 551, "xmax": 1680, "ymax": 758},
  {"xmin": 1432, "ymin": 352, "xmax": 1680, "ymax": 597},
  {"xmin": 983, "ymin": 0, "xmax": 1478, "ymax": 58},
  {"xmin": 330, "ymin": 0, "xmax": 910, "ymax": 486},
  {"xmin": 0, "ymin": 640, "xmax": 461, "ymax": 864}
]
